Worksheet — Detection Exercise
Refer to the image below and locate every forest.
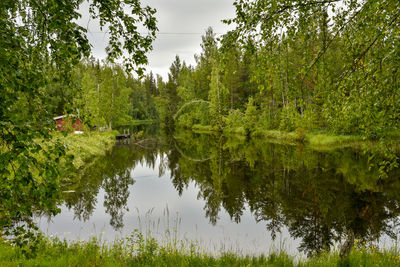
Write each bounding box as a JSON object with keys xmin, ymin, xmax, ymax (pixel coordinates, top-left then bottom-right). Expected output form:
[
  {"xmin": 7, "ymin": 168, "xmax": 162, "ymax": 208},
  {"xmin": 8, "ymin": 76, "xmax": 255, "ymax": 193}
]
[
  {"xmin": 155, "ymin": 1, "xmax": 400, "ymax": 140},
  {"xmin": 53, "ymin": 0, "xmax": 400, "ymax": 141}
]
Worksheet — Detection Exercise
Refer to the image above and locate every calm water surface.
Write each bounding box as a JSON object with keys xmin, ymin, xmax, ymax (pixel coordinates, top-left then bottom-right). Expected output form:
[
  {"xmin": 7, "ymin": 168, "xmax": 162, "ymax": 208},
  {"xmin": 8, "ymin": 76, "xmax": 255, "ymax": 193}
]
[{"xmin": 38, "ymin": 129, "xmax": 400, "ymax": 256}]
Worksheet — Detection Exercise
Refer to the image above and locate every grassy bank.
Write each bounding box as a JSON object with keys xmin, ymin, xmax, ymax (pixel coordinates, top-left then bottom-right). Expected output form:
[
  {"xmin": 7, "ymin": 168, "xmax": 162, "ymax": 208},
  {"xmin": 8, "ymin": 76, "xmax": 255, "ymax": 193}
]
[
  {"xmin": 253, "ymin": 129, "xmax": 364, "ymax": 148},
  {"xmin": 191, "ymin": 124, "xmax": 365, "ymax": 148},
  {"xmin": 54, "ymin": 131, "xmax": 117, "ymax": 170},
  {"xmin": 1, "ymin": 131, "xmax": 117, "ymax": 184},
  {"xmin": 1, "ymin": 234, "xmax": 399, "ymax": 266}
]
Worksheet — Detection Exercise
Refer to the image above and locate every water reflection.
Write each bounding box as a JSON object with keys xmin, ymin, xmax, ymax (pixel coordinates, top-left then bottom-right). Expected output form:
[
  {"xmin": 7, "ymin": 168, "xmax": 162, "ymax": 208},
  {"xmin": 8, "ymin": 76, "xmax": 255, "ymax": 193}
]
[{"xmin": 61, "ymin": 129, "xmax": 400, "ymax": 256}]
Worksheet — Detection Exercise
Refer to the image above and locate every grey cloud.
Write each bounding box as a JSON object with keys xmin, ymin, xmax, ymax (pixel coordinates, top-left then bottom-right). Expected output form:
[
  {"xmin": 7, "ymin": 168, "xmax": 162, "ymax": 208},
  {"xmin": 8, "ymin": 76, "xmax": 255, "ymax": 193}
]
[
  {"xmin": 144, "ymin": 0, "xmax": 235, "ymax": 79},
  {"xmin": 77, "ymin": 0, "xmax": 236, "ymax": 79}
]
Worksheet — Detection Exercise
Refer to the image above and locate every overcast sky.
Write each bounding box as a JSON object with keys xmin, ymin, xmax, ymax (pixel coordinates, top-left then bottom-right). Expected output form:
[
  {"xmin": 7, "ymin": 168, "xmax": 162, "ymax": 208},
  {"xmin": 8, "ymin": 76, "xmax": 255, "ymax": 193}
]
[{"xmin": 78, "ymin": 0, "xmax": 236, "ymax": 80}]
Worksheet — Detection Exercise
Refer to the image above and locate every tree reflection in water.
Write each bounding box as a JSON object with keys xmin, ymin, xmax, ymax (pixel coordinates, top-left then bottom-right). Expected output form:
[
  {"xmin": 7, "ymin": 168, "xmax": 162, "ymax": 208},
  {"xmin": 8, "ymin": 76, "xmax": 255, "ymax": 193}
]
[{"xmin": 62, "ymin": 129, "xmax": 400, "ymax": 256}]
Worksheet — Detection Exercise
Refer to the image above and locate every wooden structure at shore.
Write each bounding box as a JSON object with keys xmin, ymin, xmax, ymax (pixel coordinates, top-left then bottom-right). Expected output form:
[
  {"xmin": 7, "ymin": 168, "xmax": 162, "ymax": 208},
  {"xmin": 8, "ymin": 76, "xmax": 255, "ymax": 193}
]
[
  {"xmin": 116, "ymin": 129, "xmax": 131, "ymax": 140},
  {"xmin": 116, "ymin": 134, "xmax": 131, "ymax": 140}
]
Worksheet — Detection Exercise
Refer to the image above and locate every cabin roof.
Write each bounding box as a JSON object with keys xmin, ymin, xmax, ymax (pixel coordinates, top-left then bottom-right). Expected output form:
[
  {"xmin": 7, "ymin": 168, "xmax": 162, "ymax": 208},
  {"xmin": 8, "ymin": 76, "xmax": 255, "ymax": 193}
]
[
  {"xmin": 53, "ymin": 114, "xmax": 78, "ymax": 120},
  {"xmin": 53, "ymin": 115, "xmax": 67, "ymax": 120}
]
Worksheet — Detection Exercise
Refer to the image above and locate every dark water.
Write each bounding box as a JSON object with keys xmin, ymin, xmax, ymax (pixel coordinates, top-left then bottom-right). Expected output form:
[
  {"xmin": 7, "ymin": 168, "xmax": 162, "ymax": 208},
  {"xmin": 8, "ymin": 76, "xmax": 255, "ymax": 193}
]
[{"xmin": 38, "ymin": 129, "xmax": 400, "ymax": 256}]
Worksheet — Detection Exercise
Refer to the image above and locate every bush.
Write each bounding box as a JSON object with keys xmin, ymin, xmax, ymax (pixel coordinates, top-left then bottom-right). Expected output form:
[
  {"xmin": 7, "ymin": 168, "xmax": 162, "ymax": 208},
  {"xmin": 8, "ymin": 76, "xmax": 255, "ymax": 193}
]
[
  {"xmin": 176, "ymin": 103, "xmax": 210, "ymax": 129},
  {"xmin": 176, "ymin": 113, "xmax": 195, "ymax": 128},
  {"xmin": 224, "ymin": 109, "xmax": 245, "ymax": 131}
]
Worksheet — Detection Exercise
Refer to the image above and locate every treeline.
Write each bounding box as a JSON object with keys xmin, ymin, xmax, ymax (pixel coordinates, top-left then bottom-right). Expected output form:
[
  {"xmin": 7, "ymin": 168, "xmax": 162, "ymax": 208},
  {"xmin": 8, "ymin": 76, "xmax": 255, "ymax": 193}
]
[
  {"xmin": 72, "ymin": 59, "xmax": 158, "ymax": 129},
  {"xmin": 155, "ymin": 1, "xmax": 400, "ymax": 139},
  {"xmin": 13, "ymin": 58, "xmax": 160, "ymax": 130}
]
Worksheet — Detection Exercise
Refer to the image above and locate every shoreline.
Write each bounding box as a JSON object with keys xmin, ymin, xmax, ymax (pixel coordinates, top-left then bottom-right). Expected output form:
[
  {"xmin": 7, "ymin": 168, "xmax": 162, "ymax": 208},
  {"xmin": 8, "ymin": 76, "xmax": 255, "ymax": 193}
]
[
  {"xmin": 59, "ymin": 131, "xmax": 117, "ymax": 170},
  {"xmin": 189, "ymin": 124, "xmax": 400, "ymax": 151},
  {"xmin": 48, "ymin": 131, "xmax": 117, "ymax": 183}
]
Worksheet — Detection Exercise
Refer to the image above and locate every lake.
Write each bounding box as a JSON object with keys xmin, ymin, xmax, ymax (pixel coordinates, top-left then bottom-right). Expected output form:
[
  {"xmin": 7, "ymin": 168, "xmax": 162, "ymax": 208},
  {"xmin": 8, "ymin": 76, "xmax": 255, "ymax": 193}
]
[{"xmin": 37, "ymin": 129, "xmax": 400, "ymax": 256}]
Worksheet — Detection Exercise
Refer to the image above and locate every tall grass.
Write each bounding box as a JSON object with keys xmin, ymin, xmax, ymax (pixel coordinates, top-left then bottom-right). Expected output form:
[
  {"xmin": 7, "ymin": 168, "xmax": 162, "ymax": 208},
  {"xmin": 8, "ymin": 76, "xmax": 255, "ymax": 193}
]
[
  {"xmin": 54, "ymin": 131, "xmax": 116, "ymax": 170},
  {"xmin": 2, "ymin": 233, "xmax": 400, "ymax": 266},
  {"xmin": 251, "ymin": 129, "xmax": 367, "ymax": 149}
]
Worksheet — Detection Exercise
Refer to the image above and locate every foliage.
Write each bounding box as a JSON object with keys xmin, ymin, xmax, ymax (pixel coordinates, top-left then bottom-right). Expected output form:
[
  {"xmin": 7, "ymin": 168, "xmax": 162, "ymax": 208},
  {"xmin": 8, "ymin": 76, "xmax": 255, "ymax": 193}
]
[
  {"xmin": 243, "ymin": 97, "xmax": 258, "ymax": 135},
  {"xmin": 224, "ymin": 110, "xmax": 245, "ymax": 134},
  {"xmin": 156, "ymin": 56, "xmax": 182, "ymax": 128},
  {"xmin": 0, "ymin": 0, "xmax": 157, "ymax": 245},
  {"xmin": 221, "ymin": 0, "xmax": 400, "ymax": 137},
  {"xmin": 76, "ymin": 61, "xmax": 158, "ymax": 130},
  {"xmin": 208, "ymin": 62, "xmax": 229, "ymax": 131},
  {"xmin": 148, "ymin": 2, "xmax": 400, "ymax": 184},
  {"xmin": 56, "ymin": 132, "xmax": 116, "ymax": 171},
  {"xmin": 154, "ymin": 0, "xmax": 400, "ymax": 148}
]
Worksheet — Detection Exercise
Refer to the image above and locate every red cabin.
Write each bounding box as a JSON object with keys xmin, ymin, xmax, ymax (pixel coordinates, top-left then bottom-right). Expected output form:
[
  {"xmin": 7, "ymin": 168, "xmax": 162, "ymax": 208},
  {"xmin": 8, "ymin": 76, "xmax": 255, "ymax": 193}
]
[{"xmin": 54, "ymin": 115, "xmax": 83, "ymax": 132}]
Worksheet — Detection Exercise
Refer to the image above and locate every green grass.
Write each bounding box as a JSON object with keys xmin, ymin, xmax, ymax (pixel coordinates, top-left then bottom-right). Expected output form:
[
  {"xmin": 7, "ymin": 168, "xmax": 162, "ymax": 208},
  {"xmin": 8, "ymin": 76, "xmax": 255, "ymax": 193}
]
[
  {"xmin": 248, "ymin": 128, "xmax": 366, "ymax": 149},
  {"xmin": 191, "ymin": 124, "xmax": 367, "ymax": 149},
  {"xmin": 1, "ymin": 234, "xmax": 400, "ymax": 266},
  {"xmin": 300, "ymin": 245, "xmax": 400, "ymax": 267},
  {"xmin": 55, "ymin": 131, "xmax": 116, "ymax": 170},
  {"xmin": 1, "ymin": 131, "xmax": 116, "ymax": 183}
]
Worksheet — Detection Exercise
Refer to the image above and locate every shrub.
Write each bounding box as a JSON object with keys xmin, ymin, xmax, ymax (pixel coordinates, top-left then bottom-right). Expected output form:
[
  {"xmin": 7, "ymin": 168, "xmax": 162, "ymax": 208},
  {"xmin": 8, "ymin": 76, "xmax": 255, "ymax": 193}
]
[{"xmin": 224, "ymin": 110, "xmax": 245, "ymax": 131}]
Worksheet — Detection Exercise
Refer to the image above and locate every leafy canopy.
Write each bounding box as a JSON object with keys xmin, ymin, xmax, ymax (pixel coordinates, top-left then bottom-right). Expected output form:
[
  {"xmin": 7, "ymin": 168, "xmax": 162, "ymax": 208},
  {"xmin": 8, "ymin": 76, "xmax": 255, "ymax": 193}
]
[{"xmin": 0, "ymin": 0, "xmax": 157, "ymax": 242}]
